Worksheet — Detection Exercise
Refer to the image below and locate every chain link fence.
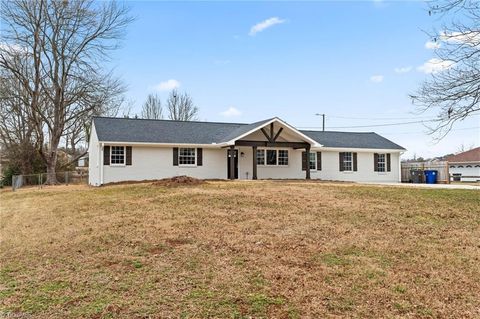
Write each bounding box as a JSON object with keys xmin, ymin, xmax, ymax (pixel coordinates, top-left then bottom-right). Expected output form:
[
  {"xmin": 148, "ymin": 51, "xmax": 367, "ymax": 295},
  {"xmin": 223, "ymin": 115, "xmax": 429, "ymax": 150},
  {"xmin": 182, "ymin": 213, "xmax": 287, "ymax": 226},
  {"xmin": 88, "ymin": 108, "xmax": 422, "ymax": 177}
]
[{"xmin": 11, "ymin": 171, "xmax": 88, "ymax": 191}]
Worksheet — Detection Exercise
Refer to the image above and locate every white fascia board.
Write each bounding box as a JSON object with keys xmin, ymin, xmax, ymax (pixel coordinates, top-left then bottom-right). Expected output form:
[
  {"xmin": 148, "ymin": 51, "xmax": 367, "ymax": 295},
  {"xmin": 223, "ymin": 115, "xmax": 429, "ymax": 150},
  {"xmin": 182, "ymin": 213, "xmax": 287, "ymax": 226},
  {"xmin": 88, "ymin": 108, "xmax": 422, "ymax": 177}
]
[
  {"xmin": 224, "ymin": 117, "xmax": 322, "ymax": 147},
  {"xmin": 313, "ymin": 146, "xmax": 406, "ymax": 153},
  {"xmin": 98, "ymin": 141, "xmax": 223, "ymax": 148}
]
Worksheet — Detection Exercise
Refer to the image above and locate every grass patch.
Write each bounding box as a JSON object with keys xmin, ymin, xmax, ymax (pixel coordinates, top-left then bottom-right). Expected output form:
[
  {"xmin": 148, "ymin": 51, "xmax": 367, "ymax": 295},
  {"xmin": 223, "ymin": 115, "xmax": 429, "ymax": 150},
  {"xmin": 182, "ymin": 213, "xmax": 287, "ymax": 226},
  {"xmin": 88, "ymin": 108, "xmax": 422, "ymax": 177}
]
[{"xmin": 1, "ymin": 181, "xmax": 479, "ymax": 318}]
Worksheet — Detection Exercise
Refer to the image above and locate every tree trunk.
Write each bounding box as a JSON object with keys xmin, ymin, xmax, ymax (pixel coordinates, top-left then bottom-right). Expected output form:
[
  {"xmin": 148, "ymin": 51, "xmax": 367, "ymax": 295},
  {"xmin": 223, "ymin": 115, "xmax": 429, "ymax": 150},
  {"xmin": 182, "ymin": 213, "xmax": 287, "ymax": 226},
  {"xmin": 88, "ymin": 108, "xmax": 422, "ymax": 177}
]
[
  {"xmin": 44, "ymin": 133, "xmax": 61, "ymax": 184},
  {"xmin": 45, "ymin": 156, "xmax": 58, "ymax": 184}
]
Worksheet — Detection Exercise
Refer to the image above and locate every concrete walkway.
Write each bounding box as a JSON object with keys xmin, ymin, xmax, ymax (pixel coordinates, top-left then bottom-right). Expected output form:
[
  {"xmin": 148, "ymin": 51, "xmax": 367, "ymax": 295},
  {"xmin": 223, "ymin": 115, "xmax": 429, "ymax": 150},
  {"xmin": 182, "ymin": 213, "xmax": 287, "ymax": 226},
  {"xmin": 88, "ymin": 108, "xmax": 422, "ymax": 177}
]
[{"xmin": 361, "ymin": 182, "xmax": 480, "ymax": 190}]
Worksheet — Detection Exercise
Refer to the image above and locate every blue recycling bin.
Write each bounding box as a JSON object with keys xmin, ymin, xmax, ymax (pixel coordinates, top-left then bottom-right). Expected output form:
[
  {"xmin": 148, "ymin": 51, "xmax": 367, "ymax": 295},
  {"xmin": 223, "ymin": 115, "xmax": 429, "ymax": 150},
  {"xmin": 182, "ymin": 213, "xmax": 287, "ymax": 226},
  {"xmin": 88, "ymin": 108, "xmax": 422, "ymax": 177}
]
[{"xmin": 424, "ymin": 170, "xmax": 438, "ymax": 184}]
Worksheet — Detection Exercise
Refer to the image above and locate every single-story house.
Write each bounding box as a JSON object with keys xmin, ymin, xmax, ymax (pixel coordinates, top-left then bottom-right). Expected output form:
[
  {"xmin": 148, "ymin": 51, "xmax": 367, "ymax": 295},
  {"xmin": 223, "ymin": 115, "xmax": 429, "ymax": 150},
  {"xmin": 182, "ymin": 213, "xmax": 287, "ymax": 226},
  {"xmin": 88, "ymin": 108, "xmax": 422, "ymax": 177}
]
[
  {"xmin": 88, "ymin": 117, "xmax": 406, "ymax": 186},
  {"xmin": 447, "ymin": 147, "xmax": 480, "ymax": 182}
]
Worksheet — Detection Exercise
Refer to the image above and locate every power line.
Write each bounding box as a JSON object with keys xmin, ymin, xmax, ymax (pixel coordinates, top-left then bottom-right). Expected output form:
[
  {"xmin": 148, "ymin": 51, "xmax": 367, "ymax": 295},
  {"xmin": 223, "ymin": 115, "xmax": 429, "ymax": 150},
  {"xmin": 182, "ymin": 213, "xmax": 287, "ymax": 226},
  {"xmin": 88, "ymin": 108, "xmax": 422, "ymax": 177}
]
[
  {"xmin": 299, "ymin": 119, "xmax": 441, "ymax": 130},
  {"xmin": 378, "ymin": 127, "xmax": 480, "ymax": 135},
  {"xmin": 328, "ymin": 115, "xmax": 435, "ymax": 121},
  {"xmin": 298, "ymin": 126, "xmax": 479, "ymax": 134}
]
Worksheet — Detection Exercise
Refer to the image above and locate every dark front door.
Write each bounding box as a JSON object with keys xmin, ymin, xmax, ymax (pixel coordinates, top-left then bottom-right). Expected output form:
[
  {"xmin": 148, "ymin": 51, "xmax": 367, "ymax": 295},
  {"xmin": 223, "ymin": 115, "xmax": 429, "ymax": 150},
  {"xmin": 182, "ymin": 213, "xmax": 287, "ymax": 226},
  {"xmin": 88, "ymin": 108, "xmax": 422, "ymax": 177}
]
[{"xmin": 227, "ymin": 149, "xmax": 239, "ymax": 179}]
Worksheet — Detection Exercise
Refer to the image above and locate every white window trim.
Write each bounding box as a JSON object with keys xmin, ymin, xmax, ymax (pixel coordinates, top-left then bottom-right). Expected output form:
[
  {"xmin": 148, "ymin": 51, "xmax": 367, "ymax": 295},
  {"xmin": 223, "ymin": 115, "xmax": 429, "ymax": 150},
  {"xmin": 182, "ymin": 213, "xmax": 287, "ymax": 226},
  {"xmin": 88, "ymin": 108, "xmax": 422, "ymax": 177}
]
[
  {"xmin": 309, "ymin": 152, "xmax": 317, "ymax": 171},
  {"xmin": 278, "ymin": 149, "xmax": 289, "ymax": 166},
  {"xmin": 178, "ymin": 147, "xmax": 197, "ymax": 167},
  {"xmin": 256, "ymin": 148, "xmax": 290, "ymax": 167},
  {"xmin": 342, "ymin": 152, "xmax": 353, "ymax": 172},
  {"xmin": 377, "ymin": 153, "xmax": 386, "ymax": 173},
  {"xmin": 256, "ymin": 149, "xmax": 265, "ymax": 166},
  {"xmin": 110, "ymin": 146, "xmax": 126, "ymax": 166}
]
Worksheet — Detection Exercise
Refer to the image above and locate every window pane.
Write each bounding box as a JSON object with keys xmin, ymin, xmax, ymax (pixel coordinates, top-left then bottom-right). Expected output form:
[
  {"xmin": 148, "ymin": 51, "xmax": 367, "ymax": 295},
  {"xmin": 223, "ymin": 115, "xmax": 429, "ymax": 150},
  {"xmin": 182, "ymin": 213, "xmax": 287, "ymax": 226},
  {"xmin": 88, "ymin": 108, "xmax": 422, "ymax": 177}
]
[
  {"xmin": 266, "ymin": 150, "xmax": 277, "ymax": 165},
  {"xmin": 256, "ymin": 149, "xmax": 265, "ymax": 165},
  {"xmin": 278, "ymin": 150, "xmax": 288, "ymax": 165},
  {"xmin": 111, "ymin": 146, "xmax": 125, "ymax": 164},
  {"xmin": 179, "ymin": 148, "xmax": 196, "ymax": 165},
  {"xmin": 343, "ymin": 152, "xmax": 352, "ymax": 171},
  {"xmin": 377, "ymin": 153, "xmax": 385, "ymax": 172},
  {"xmin": 309, "ymin": 152, "xmax": 316, "ymax": 170}
]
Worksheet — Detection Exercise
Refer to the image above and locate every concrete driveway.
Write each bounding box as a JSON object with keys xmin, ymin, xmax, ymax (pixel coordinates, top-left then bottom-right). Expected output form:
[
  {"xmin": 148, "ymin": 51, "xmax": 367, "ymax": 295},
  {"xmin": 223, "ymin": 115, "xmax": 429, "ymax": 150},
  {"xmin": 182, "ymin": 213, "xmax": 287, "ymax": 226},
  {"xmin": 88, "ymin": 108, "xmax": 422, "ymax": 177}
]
[{"xmin": 361, "ymin": 182, "xmax": 480, "ymax": 190}]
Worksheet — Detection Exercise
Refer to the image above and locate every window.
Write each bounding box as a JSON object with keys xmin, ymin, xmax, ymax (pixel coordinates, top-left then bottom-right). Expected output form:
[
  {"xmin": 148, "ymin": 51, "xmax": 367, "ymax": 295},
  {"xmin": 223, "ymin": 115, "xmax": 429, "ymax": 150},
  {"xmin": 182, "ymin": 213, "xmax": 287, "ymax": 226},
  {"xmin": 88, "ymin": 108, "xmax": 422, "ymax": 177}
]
[
  {"xmin": 179, "ymin": 148, "xmax": 196, "ymax": 165},
  {"xmin": 377, "ymin": 153, "xmax": 386, "ymax": 172},
  {"xmin": 111, "ymin": 146, "xmax": 125, "ymax": 165},
  {"xmin": 257, "ymin": 149, "xmax": 289, "ymax": 166},
  {"xmin": 278, "ymin": 150, "xmax": 289, "ymax": 166},
  {"xmin": 256, "ymin": 149, "xmax": 265, "ymax": 165},
  {"xmin": 266, "ymin": 150, "xmax": 277, "ymax": 165},
  {"xmin": 309, "ymin": 152, "xmax": 317, "ymax": 170},
  {"xmin": 466, "ymin": 165, "xmax": 472, "ymax": 168},
  {"xmin": 449, "ymin": 165, "xmax": 455, "ymax": 169},
  {"xmin": 343, "ymin": 152, "xmax": 353, "ymax": 171}
]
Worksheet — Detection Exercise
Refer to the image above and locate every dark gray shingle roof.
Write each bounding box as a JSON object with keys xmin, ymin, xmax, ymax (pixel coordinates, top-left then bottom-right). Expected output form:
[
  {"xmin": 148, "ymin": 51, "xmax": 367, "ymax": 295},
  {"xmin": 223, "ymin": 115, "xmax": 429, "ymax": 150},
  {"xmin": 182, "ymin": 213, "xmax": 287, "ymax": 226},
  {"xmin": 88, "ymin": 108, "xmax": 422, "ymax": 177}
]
[
  {"xmin": 93, "ymin": 117, "xmax": 405, "ymax": 150},
  {"xmin": 300, "ymin": 130, "xmax": 405, "ymax": 150},
  {"xmin": 93, "ymin": 117, "xmax": 244, "ymax": 144}
]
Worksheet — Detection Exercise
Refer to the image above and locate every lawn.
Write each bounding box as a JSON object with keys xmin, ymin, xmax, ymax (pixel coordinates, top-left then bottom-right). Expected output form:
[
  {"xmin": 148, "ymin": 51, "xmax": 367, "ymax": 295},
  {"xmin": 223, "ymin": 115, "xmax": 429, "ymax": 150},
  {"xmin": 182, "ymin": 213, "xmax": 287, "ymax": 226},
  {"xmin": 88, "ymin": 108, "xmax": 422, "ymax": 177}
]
[{"xmin": 0, "ymin": 181, "xmax": 479, "ymax": 318}]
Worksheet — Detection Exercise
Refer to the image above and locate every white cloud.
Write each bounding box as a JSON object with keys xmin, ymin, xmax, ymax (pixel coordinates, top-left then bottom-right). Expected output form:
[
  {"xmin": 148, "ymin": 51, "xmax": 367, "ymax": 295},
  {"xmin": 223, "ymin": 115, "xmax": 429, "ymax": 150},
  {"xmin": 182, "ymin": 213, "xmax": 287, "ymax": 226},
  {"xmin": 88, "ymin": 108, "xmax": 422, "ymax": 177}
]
[
  {"xmin": 394, "ymin": 66, "xmax": 412, "ymax": 74},
  {"xmin": 153, "ymin": 79, "xmax": 180, "ymax": 91},
  {"xmin": 370, "ymin": 75, "xmax": 384, "ymax": 83},
  {"xmin": 0, "ymin": 42, "xmax": 27, "ymax": 54},
  {"xmin": 249, "ymin": 17, "xmax": 285, "ymax": 36},
  {"xmin": 425, "ymin": 41, "xmax": 441, "ymax": 49},
  {"xmin": 417, "ymin": 58, "xmax": 455, "ymax": 74},
  {"xmin": 440, "ymin": 31, "xmax": 480, "ymax": 45},
  {"xmin": 220, "ymin": 107, "xmax": 242, "ymax": 117}
]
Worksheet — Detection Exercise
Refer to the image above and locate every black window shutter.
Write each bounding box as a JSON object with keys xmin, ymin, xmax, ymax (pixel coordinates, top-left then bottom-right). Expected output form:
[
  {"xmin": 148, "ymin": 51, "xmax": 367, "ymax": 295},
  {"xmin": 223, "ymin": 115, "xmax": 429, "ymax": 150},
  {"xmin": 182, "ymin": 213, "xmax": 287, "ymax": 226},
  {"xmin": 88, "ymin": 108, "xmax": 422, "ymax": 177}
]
[
  {"xmin": 301, "ymin": 151, "xmax": 307, "ymax": 171},
  {"xmin": 353, "ymin": 152, "xmax": 358, "ymax": 171},
  {"xmin": 339, "ymin": 152, "xmax": 344, "ymax": 171},
  {"xmin": 197, "ymin": 148, "xmax": 203, "ymax": 166},
  {"xmin": 386, "ymin": 153, "xmax": 391, "ymax": 172},
  {"xmin": 126, "ymin": 146, "xmax": 132, "ymax": 165},
  {"xmin": 104, "ymin": 146, "xmax": 110, "ymax": 165},
  {"xmin": 173, "ymin": 147, "xmax": 179, "ymax": 166},
  {"xmin": 317, "ymin": 152, "xmax": 322, "ymax": 171},
  {"xmin": 374, "ymin": 153, "xmax": 379, "ymax": 172}
]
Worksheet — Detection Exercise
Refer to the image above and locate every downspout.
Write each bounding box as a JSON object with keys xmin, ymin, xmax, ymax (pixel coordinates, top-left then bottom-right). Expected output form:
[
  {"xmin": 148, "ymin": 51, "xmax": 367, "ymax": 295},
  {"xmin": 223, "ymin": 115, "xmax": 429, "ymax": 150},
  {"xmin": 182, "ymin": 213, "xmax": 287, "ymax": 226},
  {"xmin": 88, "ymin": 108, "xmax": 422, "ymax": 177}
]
[
  {"xmin": 100, "ymin": 142, "xmax": 104, "ymax": 185},
  {"xmin": 398, "ymin": 151, "xmax": 403, "ymax": 183}
]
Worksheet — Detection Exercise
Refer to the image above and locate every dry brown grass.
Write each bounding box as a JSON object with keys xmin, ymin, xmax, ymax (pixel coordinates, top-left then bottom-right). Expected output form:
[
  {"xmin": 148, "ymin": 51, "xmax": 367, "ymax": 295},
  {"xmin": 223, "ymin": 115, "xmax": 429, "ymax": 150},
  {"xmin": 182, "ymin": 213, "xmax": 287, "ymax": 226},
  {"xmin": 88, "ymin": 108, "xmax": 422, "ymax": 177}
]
[{"xmin": 0, "ymin": 181, "xmax": 479, "ymax": 318}]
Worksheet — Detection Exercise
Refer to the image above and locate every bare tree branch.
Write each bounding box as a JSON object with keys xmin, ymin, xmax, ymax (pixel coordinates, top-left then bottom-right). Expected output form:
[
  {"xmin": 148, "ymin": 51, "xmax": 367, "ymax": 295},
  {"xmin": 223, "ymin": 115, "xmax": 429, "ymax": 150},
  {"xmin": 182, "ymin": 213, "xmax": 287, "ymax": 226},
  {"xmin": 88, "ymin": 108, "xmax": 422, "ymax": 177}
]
[{"xmin": 166, "ymin": 89, "xmax": 199, "ymax": 121}]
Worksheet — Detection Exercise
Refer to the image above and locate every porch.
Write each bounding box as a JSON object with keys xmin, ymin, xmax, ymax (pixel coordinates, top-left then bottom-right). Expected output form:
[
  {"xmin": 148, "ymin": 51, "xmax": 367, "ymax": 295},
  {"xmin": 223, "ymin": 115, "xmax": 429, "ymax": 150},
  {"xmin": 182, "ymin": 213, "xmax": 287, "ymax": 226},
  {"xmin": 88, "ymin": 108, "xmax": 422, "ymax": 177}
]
[{"xmin": 223, "ymin": 119, "xmax": 320, "ymax": 180}]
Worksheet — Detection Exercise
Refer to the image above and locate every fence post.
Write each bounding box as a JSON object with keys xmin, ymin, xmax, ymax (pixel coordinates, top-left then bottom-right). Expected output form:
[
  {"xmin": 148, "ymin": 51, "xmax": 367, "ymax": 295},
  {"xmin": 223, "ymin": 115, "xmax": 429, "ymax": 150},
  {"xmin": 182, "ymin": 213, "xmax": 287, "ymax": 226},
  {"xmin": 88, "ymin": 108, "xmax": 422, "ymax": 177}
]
[
  {"xmin": 65, "ymin": 171, "xmax": 69, "ymax": 186},
  {"xmin": 12, "ymin": 175, "xmax": 16, "ymax": 191}
]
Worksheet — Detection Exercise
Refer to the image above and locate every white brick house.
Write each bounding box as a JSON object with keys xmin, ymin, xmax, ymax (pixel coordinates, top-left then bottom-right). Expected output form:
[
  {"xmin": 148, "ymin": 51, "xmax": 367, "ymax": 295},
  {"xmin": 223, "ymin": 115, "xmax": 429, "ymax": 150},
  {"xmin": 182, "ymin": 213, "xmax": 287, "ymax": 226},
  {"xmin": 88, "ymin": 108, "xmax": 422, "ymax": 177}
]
[{"xmin": 88, "ymin": 117, "xmax": 405, "ymax": 186}]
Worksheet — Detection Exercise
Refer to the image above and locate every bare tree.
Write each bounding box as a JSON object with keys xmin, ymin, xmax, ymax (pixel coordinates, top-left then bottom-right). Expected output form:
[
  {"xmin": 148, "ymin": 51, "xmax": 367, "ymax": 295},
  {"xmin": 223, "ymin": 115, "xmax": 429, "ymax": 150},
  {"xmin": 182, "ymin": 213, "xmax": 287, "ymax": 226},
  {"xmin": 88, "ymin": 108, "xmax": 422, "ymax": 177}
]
[
  {"xmin": 141, "ymin": 93, "xmax": 163, "ymax": 119},
  {"xmin": 166, "ymin": 89, "xmax": 199, "ymax": 121},
  {"xmin": 411, "ymin": 0, "xmax": 480, "ymax": 139},
  {"xmin": 0, "ymin": 72, "xmax": 40, "ymax": 175},
  {"xmin": 0, "ymin": 0, "xmax": 132, "ymax": 183}
]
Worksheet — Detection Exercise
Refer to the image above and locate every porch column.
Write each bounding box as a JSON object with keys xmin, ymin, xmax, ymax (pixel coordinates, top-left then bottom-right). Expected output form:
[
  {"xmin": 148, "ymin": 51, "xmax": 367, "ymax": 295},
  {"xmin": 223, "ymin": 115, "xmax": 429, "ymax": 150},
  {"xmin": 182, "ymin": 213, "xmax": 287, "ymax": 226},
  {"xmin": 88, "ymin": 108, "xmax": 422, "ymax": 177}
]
[
  {"xmin": 305, "ymin": 145, "xmax": 311, "ymax": 180},
  {"xmin": 229, "ymin": 145, "xmax": 235, "ymax": 180},
  {"xmin": 252, "ymin": 146, "xmax": 257, "ymax": 180}
]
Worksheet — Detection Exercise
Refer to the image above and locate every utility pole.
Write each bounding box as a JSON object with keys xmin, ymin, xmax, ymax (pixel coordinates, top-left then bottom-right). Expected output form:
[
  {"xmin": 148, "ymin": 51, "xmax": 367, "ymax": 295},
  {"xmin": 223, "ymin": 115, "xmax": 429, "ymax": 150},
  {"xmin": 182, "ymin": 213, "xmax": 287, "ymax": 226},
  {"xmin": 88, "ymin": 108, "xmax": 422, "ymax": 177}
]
[{"xmin": 315, "ymin": 113, "xmax": 325, "ymax": 131}]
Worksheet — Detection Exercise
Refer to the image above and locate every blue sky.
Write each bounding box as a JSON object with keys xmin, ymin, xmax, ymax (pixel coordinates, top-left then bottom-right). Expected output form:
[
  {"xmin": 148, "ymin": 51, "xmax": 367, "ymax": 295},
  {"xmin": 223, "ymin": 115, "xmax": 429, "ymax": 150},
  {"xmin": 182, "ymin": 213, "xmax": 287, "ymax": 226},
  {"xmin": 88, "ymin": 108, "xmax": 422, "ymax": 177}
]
[{"xmin": 112, "ymin": 1, "xmax": 479, "ymax": 158}]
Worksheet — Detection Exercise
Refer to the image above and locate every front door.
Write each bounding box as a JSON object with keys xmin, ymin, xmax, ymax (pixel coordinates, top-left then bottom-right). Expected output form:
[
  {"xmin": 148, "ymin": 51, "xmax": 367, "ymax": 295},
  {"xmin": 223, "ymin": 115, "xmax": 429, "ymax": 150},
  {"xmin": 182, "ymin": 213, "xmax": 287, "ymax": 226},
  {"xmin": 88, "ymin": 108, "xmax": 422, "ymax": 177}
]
[{"xmin": 227, "ymin": 149, "xmax": 239, "ymax": 179}]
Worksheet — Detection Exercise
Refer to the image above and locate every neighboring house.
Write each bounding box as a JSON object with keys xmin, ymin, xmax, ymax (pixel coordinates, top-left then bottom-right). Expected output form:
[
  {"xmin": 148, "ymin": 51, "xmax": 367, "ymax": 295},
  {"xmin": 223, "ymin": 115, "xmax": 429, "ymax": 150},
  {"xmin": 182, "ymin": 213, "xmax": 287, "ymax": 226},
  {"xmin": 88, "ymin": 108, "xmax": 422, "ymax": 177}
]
[
  {"xmin": 77, "ymin": 155, "xmax": 88, "ymax": 168},
  {"xmin": 88, "ymin": 117, "xmax": 406, "ymax": 186},
  {"xmin": 447, "ymin": 147, "xmax": 480, "ymax": 182}
]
